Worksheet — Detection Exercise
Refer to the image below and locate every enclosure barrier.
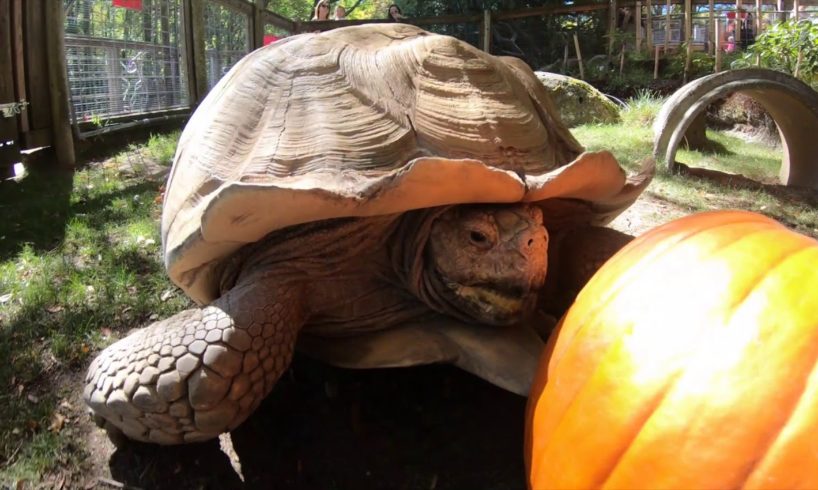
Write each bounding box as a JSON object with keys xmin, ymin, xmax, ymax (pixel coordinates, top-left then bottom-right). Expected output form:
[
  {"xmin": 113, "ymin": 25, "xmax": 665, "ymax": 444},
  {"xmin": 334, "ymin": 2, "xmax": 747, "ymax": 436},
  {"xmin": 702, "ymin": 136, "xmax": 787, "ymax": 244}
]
[
  {"xmin": 1, "ymin": 0, "xmax": 816, "ymax": 175},
  {"xmin": 653, "ymin": 68, "xmax": 818, "ymax": 189}
]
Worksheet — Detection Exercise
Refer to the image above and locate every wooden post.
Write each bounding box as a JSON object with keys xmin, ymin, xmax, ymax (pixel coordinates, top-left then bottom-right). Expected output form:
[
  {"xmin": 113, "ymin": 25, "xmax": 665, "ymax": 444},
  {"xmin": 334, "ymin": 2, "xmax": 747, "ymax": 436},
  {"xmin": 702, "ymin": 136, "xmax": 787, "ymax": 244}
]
[
  {"xmin": 795, "ymin": 49, "xmax": 803, "ymax": 77},
  {"xmin": 684, "ymin": 0, "xmax": 692, "ymax": 82},
  {"xmin": 619, "ymin": 44, "xmax": 626, "ymax": 74},
  {"xmin": 636, "ymin": 1, "xmax": 643, "ymax": 52},
  {"xmin": 562, "ymin": 43, "xmax": 569, "ymax": 72},
  {"xmin": 186, "ymin": 0, "xmax": 207, "ymax": 103},
  {"xmin": 253, "ymin": 0, "xmax": 265, "ymax": 50},
  {"xmin": 709, "ymin": 0, "xmax": 715, "ymax": 54},
  {"xmin": 647, "ymin": 0, "xmax": 654, "ymax": 50},
  {"xmin": 609, "ymin": 0, "xmax": 617, "ymax": 57},
  {"xmin": 573, "ymin": 33, "xmax": 585, "ymax": 80},
  {"xmin": 654, "ymin": 45, "xmax": 661, "ymax": 78},
  {"xmin": 11, "ymin": 0, "xmax": 28, "ymax": 133},
  {"xmin": 44, "ymin": 0, "xmax": 75, "ymax": 168},
  {"xmin": 714, "ymin": 19, "xmax": 722, "ymax": 71},
  {"xmin": 793, "ymin": 0, "xmax": 799, "ymax": 19},
  {"xmin": 482, "ymin": 9, "xmax": 491, "ymax": 53},
  {"xmin": 664, "ymin": 0, "xmax": 671, "ymax": 52},
  {"xmin": 777, "ymin": 0, "xmax": 783, "ymax": 22}
]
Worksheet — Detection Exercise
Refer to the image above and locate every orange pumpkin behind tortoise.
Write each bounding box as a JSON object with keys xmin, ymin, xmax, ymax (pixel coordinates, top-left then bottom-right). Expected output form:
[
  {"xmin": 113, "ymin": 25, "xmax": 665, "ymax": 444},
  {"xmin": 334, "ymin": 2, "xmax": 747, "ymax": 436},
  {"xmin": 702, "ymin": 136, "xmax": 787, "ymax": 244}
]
[{"xmin": 526, "ymin": 210, "xmax": 818, "ymax": 490}]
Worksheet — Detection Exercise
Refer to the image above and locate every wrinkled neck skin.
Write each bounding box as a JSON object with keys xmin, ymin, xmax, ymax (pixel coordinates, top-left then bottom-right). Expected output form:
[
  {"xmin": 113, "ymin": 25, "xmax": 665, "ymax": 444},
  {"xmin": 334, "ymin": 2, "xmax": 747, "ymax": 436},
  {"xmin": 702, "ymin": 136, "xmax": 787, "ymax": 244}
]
[
  {"xmin": 220, "ymin": 205, "xmax": 540, "ymax": 331},
  {"xmin": 388, "ymin": 206, "xmax": 481, "ymax": 323}
]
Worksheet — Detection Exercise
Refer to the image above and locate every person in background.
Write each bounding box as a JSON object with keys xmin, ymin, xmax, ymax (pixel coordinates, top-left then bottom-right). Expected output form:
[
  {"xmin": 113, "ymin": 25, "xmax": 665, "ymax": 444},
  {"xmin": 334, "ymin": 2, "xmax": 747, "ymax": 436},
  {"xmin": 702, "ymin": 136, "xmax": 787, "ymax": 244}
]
[
  {"xmin": 334, "ymin": 4, "xmax": 346, "ymax": 20},
  {"xmin": 386, "ymin": 4, "xmax": 407, "ymax": 22},
  {"xmin": 312, "ymin": 0, "xmax": 330, "ymax": 21}
]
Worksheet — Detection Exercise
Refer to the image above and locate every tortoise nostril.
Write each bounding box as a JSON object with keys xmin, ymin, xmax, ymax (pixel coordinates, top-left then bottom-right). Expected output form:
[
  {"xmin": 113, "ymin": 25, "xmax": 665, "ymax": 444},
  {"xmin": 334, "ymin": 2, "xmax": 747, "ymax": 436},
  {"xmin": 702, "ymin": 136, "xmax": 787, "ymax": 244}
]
[{"xmin": 527, "ymin": 238, "xmax": 534, "ymax": 247}]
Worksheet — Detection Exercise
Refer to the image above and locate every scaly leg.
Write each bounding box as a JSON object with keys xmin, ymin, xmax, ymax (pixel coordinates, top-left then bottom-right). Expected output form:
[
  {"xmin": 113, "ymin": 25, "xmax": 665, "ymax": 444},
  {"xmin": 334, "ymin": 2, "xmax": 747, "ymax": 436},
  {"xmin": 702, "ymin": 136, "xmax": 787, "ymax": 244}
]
[{"xmin": 84, "ymin": 280, "xmax": 305, "ymax": 444}]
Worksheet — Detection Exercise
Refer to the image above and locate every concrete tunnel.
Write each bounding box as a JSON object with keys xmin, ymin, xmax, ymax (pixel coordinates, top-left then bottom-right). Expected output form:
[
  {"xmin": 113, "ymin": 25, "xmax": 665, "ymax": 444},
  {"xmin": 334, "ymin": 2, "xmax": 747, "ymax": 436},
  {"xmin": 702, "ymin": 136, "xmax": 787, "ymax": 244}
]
[{"xmin": 653, "ymin": 68, "xmax": 818, "ymax": 190}]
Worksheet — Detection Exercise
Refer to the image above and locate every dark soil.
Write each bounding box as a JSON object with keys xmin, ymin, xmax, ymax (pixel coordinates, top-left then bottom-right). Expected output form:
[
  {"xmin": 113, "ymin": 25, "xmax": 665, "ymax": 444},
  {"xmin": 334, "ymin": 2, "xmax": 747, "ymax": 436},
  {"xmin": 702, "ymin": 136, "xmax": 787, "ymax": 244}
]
[{"xmin": 103, "ymin": 355, "xmax": 528, "ymax": 490}]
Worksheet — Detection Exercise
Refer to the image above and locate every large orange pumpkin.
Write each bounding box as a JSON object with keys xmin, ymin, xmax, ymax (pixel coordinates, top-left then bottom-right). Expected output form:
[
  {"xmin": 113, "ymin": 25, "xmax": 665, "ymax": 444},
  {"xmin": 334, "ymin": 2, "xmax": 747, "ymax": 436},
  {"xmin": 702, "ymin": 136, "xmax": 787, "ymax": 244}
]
[{"xmin": 526, "ymin": 210, "xmax": 818, "ymax": 490}]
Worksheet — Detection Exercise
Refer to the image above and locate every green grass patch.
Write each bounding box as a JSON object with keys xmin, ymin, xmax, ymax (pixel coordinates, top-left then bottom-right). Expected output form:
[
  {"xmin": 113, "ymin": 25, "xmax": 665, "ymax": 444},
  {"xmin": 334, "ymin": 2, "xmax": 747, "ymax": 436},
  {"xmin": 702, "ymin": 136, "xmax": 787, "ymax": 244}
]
[
  {"xmin": 574, "ymin": 102, "xmax": 817, "ymax": 238},
  {"xmin": 0, "ymin": 131, "xmax": 188, "ymax": 483}
]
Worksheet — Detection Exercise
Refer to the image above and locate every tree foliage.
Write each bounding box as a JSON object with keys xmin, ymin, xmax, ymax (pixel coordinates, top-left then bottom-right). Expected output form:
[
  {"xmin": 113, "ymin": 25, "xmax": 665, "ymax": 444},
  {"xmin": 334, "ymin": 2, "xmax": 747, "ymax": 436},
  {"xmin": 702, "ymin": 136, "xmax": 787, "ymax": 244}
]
[{"xmin": 742, "ymin": 19, "xmax": 818, "ymax": 87}]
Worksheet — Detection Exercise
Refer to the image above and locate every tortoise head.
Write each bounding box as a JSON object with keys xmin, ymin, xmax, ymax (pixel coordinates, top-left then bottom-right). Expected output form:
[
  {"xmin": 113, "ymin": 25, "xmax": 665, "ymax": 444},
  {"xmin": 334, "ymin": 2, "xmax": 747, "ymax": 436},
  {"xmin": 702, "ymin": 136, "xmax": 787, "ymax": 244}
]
[{"xmin": 425, "ymin": 203, "xmax": 548, "ymax": 325}]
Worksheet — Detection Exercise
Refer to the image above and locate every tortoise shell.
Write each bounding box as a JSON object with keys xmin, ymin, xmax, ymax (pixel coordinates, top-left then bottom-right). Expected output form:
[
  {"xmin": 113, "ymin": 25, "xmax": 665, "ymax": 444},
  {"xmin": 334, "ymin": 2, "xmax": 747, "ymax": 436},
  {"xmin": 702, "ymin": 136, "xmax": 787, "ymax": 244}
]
[{"xmin": 162, "ymin": 23, "xmax": 652, "ymax": 304}]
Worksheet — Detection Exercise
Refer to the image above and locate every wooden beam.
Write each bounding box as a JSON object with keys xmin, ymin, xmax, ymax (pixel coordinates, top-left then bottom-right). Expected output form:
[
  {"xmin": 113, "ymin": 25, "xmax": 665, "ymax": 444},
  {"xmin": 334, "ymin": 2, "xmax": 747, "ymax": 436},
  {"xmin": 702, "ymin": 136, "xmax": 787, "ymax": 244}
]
[
  {"xmin": 714, "ymin": 19, "xmax": 722, "ymax": 71},
  {"xmin": 212, "ymin": 0, "xmax": 253, "ymax": 15},
  {"xmin": 23, "ymin": 0, "xmax": 50, "ymax": 132},
  {"xmin": 11, "ymin": 0, "xmax": 27, "ymax": 133},
  {"xmin": 709, "ymin": 0, "xmax": 715, "ymax": 54},
  {"xmin": 573, "ymin": 33, "xmax": 585, "ymax": 80},
  {"xmin": 684, "ymin": 0, "xmax": 692, "ymax": 81},
  {"xmin": 44, "ymin": 0, "xmax": 75, "ymax": 168},
  {"xmin": 482, "ymin": 9, "xmax": 491, "ymax": 53},
  {"xmin": 636, "ymin": 1, "xmax": 643, "ymax": 52},
  {"xmin": 647, "ymin": 0, "xmax": 654, "ymax": 50},
  {"xmin": 253, "ymin": 0, "xmax": 264, "ymax": 49},
  {"xmin": 495, "ymin": 3, "xmax": 607, "ymax": 20},
  {"xmin": 665, "ymin": 0, "xmax": 671, "ymax": 52},
  {"xmin": 609, "ymin": 0, "xmax": 618, "ymax": 57},
  {"xmin": 260, "ymin": 10, "xmax": 296, "ymax": 32},
  {"xmin": 186, "ymin": 0, "xmax": 207, "ymax": 103}
]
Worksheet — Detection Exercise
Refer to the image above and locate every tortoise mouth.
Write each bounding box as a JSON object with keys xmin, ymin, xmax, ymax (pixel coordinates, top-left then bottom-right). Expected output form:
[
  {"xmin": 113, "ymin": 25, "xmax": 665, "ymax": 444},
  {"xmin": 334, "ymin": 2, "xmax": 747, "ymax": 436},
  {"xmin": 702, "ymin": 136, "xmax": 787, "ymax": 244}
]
[{"xmin": 446, "ymin": 281, "xmax": 533, "ymax": 325}]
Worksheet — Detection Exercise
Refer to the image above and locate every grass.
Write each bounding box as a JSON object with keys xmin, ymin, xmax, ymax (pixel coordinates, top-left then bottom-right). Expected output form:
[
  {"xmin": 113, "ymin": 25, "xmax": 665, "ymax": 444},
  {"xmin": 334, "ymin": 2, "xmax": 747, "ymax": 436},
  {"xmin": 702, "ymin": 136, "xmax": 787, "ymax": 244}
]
[
  {"xmin": 574, "ymin": 103, "xmax": 818, "ymax": 238},
  {"xmin": 1, "ymin": 100, "xmax": 817, "ymax": 485},
  {"xmin": 0, "ymin": 131, "xmax": 188, "ymax": 485}
]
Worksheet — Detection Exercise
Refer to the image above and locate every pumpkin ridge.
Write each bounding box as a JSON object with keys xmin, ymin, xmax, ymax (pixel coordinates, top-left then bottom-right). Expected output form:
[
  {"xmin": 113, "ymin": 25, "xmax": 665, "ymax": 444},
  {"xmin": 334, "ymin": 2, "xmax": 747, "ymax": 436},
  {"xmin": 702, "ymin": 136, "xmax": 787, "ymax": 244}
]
[
  {"xmin": 535, "ymin": 219, "xmax": 798, "ymax": 488},
  {"xmin": 597, "ymin": 371, "xmax": 684, "ymax": 489},
  {"xmin": 603, "ymin": 242, "xmax": 813, "ymax": 488},
  {"xmin": 736, "ymin": 247, "xmax": 818, "ymax": 487},
  {"xmin": 551, "ymin": 218, "xmax": 768, "ymax": 369}
]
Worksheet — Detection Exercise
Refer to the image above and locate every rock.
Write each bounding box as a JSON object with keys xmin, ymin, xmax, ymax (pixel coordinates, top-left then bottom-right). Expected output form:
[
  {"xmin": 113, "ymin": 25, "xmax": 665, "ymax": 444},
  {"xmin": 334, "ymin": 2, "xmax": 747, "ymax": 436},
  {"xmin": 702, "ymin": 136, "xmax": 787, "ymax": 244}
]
[{"xmin": 534, "ymin": 72, "xmax": 621, "ymax": 127}]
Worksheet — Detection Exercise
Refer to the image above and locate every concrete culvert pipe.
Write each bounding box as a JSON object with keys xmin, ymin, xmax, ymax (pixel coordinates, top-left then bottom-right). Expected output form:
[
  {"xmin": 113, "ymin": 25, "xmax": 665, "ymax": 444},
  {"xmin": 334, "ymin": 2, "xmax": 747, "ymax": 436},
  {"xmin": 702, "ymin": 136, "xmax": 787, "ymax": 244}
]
[{"xmin": 653, "ymin": 68, "xmax": 818, "ymax": 189}]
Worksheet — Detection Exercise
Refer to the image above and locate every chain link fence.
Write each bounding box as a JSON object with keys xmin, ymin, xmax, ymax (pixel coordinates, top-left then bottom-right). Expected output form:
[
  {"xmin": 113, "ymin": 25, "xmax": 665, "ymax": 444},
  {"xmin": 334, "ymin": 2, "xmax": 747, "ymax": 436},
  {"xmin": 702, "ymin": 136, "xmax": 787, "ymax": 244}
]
[
  {"xmin": 204, "ymin": 1, "xmax": 252, "ymax": 91},
  {"xmin": 64, "ymin": 0, "xmax": 189, "ymax": 124}
]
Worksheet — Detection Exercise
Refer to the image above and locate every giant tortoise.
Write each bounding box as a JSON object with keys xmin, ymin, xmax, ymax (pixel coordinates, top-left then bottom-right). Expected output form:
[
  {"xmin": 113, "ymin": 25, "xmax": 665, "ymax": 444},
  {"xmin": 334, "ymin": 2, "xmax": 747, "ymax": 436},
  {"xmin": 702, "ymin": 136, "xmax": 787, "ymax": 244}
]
[{"xmin": 84, "ymin": 24, "xmax": 653, "ymax": 444}]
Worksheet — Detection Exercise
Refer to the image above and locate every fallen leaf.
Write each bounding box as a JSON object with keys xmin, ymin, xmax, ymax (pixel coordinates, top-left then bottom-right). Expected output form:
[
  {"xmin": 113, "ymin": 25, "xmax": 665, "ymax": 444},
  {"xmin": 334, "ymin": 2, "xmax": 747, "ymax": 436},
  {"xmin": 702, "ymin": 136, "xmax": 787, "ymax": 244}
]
[
  {"xmin": 27, "ymin": 394, "xmax": 39, "ymax": 403},
  {"xmin": 100, "ymin": 327, "xmax": 113, "ymax": 338},
  {"xmin": 0, "ymin": 293, "xmax": 11, "ymax": 303},
  {"xmin": 160, "ymin": 290, "xmax": 174, "ymax": 302},
  {"xmin": 60, "ymin": 400, "xmax": 74, "ymax": 411},
  {"xmin": 46, "ymin": 305, "xmax": 64, "ymax": 313},
  {"xmin": 49, "ymin": 413, "xmax": 66, "ymax": 433}
]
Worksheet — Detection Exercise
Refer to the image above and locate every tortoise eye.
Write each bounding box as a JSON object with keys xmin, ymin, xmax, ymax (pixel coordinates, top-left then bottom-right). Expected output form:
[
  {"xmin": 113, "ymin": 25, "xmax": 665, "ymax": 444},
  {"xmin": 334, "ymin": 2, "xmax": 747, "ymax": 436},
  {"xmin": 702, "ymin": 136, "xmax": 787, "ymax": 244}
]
[{"xmin": 470, "ymin": 231, "xmax": 489, "ymax": 245}]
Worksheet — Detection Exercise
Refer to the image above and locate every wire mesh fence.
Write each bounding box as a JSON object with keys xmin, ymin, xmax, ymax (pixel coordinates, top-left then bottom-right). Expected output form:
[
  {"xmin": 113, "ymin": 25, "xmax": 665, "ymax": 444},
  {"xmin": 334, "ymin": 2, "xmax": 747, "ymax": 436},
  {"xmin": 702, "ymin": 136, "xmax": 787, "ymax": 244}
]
[
  {"xmin": 64, "ymin": 0, "xmax": 189, "ymax": 125},
  {"xmin": 204, "ymin": 1, "xmax": 251, "ymax": 90}
]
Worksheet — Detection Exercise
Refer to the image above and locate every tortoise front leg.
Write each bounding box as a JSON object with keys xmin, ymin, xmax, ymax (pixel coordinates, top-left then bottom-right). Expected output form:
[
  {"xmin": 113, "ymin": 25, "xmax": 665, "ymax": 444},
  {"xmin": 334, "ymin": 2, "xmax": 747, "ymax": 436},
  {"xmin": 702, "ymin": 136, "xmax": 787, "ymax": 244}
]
[
  {"xmin": 83, "ymin": 281, "xmax": 306, "ymax": 444},
  {"xmin": 539, "ymin": 226, "xmax": 634, "ymax": 318}
]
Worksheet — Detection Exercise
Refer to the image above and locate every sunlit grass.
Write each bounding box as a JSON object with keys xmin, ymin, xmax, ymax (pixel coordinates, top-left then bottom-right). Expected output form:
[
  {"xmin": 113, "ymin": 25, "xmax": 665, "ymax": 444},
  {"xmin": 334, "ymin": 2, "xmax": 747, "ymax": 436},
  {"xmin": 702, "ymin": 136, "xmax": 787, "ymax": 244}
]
[{"xmin": 0, "ymin": 131, "xmax": 187, "ymax": 483}]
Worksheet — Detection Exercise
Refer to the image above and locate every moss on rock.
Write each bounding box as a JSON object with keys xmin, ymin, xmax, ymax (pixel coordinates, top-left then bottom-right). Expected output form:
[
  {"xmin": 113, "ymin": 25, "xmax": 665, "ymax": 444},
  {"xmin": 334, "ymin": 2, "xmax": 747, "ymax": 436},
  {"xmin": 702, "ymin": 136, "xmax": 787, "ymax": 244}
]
[{"xmin": 534, "ymin": 72, "xmax": 621, "ymax": 127}]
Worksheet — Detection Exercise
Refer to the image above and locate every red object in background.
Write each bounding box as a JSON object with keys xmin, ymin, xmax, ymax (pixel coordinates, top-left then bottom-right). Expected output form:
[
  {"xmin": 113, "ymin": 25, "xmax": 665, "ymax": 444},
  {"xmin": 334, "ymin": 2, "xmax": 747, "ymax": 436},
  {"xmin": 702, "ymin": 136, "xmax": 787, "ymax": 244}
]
[
  {"xmin": 112, "ymin": 0, "xmax": 143, "ymax": 10},
  {"xmin": 264, "ymin": 35, "xmax": 280, "ymax": 45}
]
